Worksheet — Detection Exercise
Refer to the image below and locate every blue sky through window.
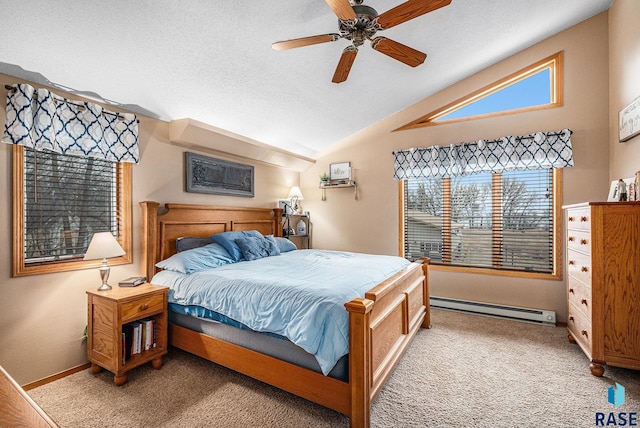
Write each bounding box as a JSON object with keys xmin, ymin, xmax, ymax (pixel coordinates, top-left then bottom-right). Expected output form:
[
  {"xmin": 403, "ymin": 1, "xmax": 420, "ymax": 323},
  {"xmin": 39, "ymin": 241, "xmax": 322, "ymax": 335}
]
[{"xmin": 436, "ymin": 68, "xmax": 552, "ymax": 122}]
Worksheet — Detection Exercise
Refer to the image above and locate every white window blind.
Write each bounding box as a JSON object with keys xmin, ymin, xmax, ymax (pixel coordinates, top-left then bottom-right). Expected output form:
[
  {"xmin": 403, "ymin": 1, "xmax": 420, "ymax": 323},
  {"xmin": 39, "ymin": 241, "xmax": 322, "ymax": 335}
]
[
  {"xmin": 404, "ymin": 169, "xmax": 554, "ymax": 273},
  {"xmin": 24, "ymin": 147, "xmax": 118, "ymax": 264}
]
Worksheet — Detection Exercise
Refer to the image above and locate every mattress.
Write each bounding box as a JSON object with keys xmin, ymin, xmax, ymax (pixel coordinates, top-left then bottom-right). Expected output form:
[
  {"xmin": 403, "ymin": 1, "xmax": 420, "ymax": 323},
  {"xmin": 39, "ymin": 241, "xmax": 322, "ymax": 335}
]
[{"xmin": 169, "ymin": 310, "xmax": 349, "ymax": 381}]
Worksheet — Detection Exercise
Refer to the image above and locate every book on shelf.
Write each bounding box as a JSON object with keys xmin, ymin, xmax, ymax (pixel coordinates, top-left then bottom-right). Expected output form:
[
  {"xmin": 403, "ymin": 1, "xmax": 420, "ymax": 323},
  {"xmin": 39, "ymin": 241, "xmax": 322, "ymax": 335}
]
[{"xmin": 121, "ymin": 319, "xmax": 156, "ymax": 363}]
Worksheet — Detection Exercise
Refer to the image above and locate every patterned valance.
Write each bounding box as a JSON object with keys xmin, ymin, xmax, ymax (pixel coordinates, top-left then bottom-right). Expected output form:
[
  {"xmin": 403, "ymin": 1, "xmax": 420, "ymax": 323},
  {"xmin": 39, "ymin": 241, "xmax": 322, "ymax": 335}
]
[
  {"xmin": 3, "ymin": 83, "xmax": 139, "ymax": 163},
  {"xmin": 393, "ymin": 129, "xmax": 573, "ymax": 180}
]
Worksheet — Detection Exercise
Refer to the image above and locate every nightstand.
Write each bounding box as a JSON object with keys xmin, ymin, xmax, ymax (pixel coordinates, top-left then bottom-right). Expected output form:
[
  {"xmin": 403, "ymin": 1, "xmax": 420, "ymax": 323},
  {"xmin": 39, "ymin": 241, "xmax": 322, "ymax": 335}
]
[
  {"xmin": 86, "ymin": 283, "xmax": 168, "ymax": 385},
  {"xmin": 283, "ymin": 212, "xmax": 311, "ymax": 249}
]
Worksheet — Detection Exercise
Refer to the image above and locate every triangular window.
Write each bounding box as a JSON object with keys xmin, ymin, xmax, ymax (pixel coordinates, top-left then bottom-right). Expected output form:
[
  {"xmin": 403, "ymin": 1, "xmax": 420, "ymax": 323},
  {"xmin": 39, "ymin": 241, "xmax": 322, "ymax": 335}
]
[{"xmin": 396, "ymin": 52, "xmax": 563, "ymax": 131}]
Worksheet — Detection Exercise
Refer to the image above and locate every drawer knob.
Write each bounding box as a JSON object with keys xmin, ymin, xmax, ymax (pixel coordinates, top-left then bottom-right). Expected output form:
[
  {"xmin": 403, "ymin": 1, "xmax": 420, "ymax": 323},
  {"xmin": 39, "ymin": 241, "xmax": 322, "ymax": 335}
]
[
  {"xmin": 580, "ymin": 239, "xmax": 588, "ymax": 245},
  {"xmin": 568, "ymin": 236, "xmax": 575, "ymax": 242},
  {"xmin": 581, "ymin": 330, "xmax": 588, "ymax": 337},
  {"xmin": 569, "ymin": 316, "xmax": 574, "ymax": 322},
  {"xmin": 568, "ymin": 216, "xmax": 575, "ymax": 222},
  {"xmin": 580, "ymin": 216, "xmax": 588, "ymax": 222},
  {"xmin": 569, "ymin": 288, "xmax": 575, "ymax": 294},
  {"xmin": 569, "ymin": 260, "xmax": 575, "ymax": 265},
  {"xmin": 581, "ymin": 299, "xmax": 588, "ymax": 306},
  {"xmin": 581, "ymin": 266, "xmax": 589, "ymax": 272},
  {"xmin": 140, "ymin": 303, "xmax": 149, "ymax": 311}
]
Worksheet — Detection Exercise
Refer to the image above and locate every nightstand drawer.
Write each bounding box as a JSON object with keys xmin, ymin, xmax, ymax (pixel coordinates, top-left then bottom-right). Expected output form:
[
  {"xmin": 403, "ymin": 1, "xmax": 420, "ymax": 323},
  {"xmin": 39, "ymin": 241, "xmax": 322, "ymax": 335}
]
[{"xmin": 121, "ymin": 293, "xmax": 164, "ymax": 323}]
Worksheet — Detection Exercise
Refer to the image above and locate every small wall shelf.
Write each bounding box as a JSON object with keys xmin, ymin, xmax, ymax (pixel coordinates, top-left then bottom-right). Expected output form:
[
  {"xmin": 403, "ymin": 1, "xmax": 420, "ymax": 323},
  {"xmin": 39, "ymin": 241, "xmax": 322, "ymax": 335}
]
[{"xmin": 320, "ymin": 181, "xmax": 357, "ymax": 201}]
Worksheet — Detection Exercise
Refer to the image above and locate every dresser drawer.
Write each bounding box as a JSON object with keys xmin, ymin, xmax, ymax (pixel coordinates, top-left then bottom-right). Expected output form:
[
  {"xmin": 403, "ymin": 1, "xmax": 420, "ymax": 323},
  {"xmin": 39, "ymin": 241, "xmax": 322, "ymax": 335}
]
[
  {"xmin": 567, "ymin": 229, "xmax": 591, "ymax": 254},
  {"xmin": 121, "ymin": 293, "xmax": 165, "ymax": 323},
  {"xmin": 567, "ymin": 249, "xmax": 592, "ymax": 286},
  {"xmin": 567, "ymin": 276, "xmax": 592, "ymax": 319},
  {"xmin": 567, "ymin": 207, "xmax": 591, "ymax": 231},
  {"xmin": 568, "ymin": 306, "xmax": 593, "ymax": 354}
]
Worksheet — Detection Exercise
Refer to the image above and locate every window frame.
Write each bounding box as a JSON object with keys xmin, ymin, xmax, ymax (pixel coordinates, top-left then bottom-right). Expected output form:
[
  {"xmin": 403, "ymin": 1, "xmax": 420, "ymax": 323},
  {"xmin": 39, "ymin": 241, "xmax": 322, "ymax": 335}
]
[
  {"xmin": 12, "ymin": 145, "xmax": 133, "ymax": 277},
  {"xmin": 394, "ymin": 51, "xmax": 563, "ymax": 131},
  {"xmin": 398, "ymin": 168, "xmax": 563, "ymax": 280}
]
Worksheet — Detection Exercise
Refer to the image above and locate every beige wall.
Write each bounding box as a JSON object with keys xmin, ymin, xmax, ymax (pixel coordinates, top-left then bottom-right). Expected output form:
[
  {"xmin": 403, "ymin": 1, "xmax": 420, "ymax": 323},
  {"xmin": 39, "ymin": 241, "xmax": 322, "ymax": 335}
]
[
  {"xmin": 301, "ymin": 12, "xmax": 612, "ymax": 323},
  {"xmin": 609, "ymin": 0, "xmax": 640, "ymax": 179},
  {"xmin": 0, "ymin": 74, "xmax": 298, "ymax": 385}
]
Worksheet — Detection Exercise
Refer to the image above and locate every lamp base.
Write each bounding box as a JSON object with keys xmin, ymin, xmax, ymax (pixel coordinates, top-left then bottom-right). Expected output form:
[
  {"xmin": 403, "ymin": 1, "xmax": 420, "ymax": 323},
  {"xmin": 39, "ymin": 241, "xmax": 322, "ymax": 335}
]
[
  {"xmin": 97, "ymin": 282, "xmax": 112, "ymax": 292},
  {"xmin": 96, "ymin": 260, "xmax": 112, "ymax": 291}
]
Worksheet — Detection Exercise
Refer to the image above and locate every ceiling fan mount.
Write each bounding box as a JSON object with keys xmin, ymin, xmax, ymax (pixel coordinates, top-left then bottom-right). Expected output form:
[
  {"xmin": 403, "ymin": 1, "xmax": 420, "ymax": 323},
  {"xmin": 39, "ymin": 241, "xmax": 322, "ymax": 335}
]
[{"xmin": 272, "ymin": 0, "xmax": 452, "ymax": 83}]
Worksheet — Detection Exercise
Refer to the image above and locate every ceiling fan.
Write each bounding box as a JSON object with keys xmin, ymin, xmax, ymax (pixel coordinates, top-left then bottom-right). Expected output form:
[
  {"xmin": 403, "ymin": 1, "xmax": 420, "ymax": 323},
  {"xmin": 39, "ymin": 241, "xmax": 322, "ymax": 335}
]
[{"xmin": 272, "ymin": 0, "xmax": 452, "ymax": 83}]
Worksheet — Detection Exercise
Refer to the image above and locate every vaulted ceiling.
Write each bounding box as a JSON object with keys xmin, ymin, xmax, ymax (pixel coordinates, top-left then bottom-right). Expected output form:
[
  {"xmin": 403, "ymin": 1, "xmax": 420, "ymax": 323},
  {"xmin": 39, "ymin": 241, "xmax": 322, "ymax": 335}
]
[{"xmin": 0, "ymin": 0, "xmax": 613, "ymax": 159}]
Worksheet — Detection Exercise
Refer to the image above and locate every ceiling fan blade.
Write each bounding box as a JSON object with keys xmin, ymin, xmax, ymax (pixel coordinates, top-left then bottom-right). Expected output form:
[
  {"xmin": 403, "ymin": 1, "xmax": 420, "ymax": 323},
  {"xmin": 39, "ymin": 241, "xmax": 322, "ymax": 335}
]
[
  {"xmin": 377, "ymin": 0, "xmax": 452, "ymax": 29},
  {"xmin": 332, "ymin": 46, "xmax": 358, "ymax": 83},
  {"xmin": 272, "ymin": 34, "xmax": 341, "ymax": 51},
  {"xmin": 371, "ymin": 37, "xmax": 426, "ymax": 67},
  {"xmin": 325, "ymin": 0, "xmax": 357, "ymax": 21}
]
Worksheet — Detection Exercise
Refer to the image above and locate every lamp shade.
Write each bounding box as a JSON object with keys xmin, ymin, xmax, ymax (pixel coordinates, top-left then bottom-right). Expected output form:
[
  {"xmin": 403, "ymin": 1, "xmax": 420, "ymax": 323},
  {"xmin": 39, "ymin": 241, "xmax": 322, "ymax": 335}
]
[
  {"xmin": 83, "ymin": 232, "xmax": 125, "ymax": 260},
  {"xmin": 287, "ymin": 186, "xmax": 304, "ymax": 200}
]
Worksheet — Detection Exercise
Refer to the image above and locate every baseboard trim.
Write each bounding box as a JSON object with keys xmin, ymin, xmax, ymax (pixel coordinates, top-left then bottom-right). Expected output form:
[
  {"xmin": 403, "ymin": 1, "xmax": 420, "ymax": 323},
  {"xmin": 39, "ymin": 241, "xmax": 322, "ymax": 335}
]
[{"xmin": 22, "ymin": 363, "xmax": 91, "ymax": 391}]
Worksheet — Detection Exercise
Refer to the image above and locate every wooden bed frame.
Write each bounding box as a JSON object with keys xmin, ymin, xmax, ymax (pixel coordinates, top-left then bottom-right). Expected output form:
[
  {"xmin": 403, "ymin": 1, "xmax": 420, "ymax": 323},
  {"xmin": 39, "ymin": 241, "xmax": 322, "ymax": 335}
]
[{"xmin": 140, "ymin": 201, "xmax": 430, "ymax": 428}]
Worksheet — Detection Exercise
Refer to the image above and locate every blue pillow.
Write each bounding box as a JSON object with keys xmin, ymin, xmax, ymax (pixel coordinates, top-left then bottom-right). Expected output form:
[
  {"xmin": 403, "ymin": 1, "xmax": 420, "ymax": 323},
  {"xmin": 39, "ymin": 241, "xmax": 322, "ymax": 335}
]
[
  {"xmin": 175, "ymin": 236, "xmax": 214, "ymax": 252},
  {"xmin": 234, "ymin": 235, "xmax": 280, "ymax": 261},
  {"xmin": 155, "ymin": 243, "xmax": 234, "ymax": 274},
  {"xmin": 274, "ymin": 237, "xmax": 297, "ymax": 253},
  {"xmin": 210, "ymin": 230, "xmax": 264, "ymax": 262}
]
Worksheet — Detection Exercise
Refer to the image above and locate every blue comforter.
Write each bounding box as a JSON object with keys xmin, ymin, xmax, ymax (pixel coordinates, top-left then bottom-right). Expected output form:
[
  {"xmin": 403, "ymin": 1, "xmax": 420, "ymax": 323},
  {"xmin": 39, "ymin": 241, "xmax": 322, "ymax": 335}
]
[{"xmin": 151, "ymin": 249, "xmax": 410, "ymax": 375}]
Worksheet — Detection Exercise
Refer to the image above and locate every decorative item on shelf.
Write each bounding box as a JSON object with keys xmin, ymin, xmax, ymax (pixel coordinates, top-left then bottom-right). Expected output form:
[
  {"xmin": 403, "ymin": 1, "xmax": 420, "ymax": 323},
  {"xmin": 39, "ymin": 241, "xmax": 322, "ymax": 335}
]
[
  {"xmin": 320, "ymin": 172, "xmax": 330, "ymax": 186},
  {"xmin": 83, "ymin": 232, "xmax": 126, "ymax": 291},
  {"xmin": 330, "ymin": 161, "xmax": 351, "ymax": 181}
]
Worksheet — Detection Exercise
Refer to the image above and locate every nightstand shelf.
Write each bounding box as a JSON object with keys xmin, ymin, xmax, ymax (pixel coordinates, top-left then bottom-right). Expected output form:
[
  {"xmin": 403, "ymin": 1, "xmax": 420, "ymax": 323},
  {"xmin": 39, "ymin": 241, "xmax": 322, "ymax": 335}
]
[{"xmin": 87, "ymin": 283, "xmax": 168, "ymax": 386}]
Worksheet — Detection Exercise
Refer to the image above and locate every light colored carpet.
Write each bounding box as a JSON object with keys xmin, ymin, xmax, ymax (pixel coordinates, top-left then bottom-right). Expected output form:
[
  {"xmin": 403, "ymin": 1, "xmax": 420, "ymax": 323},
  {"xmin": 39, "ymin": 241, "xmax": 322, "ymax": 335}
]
[{"xmin": 29, "ymin": 309, "xmax": 640, "ymax": 427}]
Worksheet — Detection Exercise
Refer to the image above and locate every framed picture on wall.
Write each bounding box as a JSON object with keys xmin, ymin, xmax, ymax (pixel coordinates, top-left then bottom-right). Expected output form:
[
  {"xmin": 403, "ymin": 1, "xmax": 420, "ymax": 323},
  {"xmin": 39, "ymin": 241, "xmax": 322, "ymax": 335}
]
[
  {"xmin": 619, "ymin": 95, "xmax": 640, "ymax": 142},
  {"xmin": 329, "ymin": 162, "xmax": 351, "ymax": 181},
  {"xmin": 185, "ymin": 152, "xmax": 254, "ymax": 197}
]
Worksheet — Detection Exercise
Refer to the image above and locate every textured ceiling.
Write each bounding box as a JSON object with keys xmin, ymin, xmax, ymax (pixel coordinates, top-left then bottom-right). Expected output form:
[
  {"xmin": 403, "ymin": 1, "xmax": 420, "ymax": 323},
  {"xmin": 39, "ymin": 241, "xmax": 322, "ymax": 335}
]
[{"xmin": 0, "ymin": 0, "xmax": 612, "ymax": 158}]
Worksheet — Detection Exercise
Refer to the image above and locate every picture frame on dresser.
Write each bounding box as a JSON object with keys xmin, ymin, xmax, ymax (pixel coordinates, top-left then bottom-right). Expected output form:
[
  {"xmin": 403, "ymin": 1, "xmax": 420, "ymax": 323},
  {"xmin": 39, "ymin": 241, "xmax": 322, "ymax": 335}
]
[{"xmin": 607, "ymin": 177, "xmax": 637, "ymax": 202}]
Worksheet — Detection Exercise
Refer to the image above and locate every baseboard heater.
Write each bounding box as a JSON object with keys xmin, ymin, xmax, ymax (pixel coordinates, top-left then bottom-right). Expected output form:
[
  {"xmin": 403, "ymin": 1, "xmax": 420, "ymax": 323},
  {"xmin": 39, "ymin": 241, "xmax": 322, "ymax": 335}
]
[{"xmin": 430, "ymin": 296, "xmax": 557, "ymax": 326}]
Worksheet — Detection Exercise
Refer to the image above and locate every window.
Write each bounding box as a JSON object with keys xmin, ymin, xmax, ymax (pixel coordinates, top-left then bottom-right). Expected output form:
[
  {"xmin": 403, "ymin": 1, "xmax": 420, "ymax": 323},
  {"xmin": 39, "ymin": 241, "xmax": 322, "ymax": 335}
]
[
  {"xmin": 395, "ymin": 51, "xmax": 563, "ymax": 131},
  {"xmin": 12, "ymin": 146, "xmax": 132, "ymax": 276},
  {"xmin": 402, "ymin": 169, "xmax": 561, "ymax": 278}
]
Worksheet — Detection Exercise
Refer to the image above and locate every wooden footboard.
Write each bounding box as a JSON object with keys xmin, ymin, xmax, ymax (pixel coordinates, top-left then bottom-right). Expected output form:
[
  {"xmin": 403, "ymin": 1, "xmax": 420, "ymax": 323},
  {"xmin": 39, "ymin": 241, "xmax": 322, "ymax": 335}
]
[
  {"xmin": 346, "ymin": 258, "xmax": 429, "ymax": 427},
  {"xmin": 140, "ymin": 201, "xmax": 429, "ymax": 428}
]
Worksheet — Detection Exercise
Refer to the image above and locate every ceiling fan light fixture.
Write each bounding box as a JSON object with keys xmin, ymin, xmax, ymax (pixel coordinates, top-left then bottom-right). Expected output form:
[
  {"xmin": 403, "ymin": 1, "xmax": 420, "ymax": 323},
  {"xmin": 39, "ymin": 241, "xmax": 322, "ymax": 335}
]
[{"xmin": 273, "ymin": 0, "xmax": 452, "ymax": 82}]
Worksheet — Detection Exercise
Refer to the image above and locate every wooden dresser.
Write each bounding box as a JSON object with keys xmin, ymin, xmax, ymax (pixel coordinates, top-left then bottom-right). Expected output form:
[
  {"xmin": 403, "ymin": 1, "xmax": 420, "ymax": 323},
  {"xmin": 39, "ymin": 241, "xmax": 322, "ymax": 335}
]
[{"xmin": 564, "ymin": 202, "xmax": 640, "ymax": 376}]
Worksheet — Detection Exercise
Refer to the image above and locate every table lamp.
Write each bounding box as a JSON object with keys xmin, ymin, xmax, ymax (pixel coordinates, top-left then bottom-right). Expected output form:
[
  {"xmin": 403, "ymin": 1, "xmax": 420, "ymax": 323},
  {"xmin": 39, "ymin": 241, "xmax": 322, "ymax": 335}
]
[
  {"xmin": 84, "ymin": 232, "xmax": 125, "ymax": 291},
  {"xmin": 287, "ymin": 186, "xmax": 304, "ymax": 214}
]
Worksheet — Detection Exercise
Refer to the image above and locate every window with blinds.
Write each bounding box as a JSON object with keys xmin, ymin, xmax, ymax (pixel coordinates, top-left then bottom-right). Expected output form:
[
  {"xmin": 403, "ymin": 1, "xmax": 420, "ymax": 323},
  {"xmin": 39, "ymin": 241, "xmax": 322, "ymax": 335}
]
[
  {"xmin": 404, "ymin": 169, "xmax": 555, "ymax": 274},
  {"xmin": 12, "ymin": 146, "xmax": 132, "ymax": 276},
  {"xmin": 24, "ymin": 147, "xmax": 117, "ymax": 263}
]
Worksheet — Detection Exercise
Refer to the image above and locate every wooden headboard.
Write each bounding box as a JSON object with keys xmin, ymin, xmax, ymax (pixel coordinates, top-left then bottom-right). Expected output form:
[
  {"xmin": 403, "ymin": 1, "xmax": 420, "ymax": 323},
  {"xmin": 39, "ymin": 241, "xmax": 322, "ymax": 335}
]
[{"xmin": 140, "ymin": 202, "xmax": 283, "ymax": 280}]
